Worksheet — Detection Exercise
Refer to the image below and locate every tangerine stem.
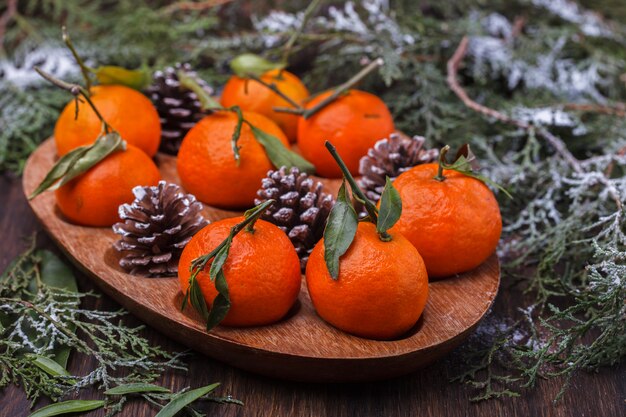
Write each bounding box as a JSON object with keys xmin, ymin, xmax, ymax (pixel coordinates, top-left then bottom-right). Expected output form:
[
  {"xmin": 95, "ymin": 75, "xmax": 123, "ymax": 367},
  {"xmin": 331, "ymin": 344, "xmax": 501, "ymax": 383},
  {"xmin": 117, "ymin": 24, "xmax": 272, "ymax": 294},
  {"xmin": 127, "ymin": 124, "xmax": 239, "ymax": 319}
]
[
  {"xmin": 302, "ymin": 58, "xmax": 384, "ymax": 119},
  {"xmin": 190, "ymin": 199, "xmax": 275, "ymax": 273},
  {"xmin": 434, "ymin": 145, "xmax": 450, "ymax": 182},
  {"xmin": 324, "ymin": 141, "xmax": 379, "ymax": 223},
  {"xmin": 247, "ymin": 74, "xmax": 303, "ymax": 110},
  {"xmin": 62, "ymin": 26, "xmax": 94, "ymax": 92},
  {"xmin": 35, "ymin": 66, "xmax": 113, "ymax": 133}
]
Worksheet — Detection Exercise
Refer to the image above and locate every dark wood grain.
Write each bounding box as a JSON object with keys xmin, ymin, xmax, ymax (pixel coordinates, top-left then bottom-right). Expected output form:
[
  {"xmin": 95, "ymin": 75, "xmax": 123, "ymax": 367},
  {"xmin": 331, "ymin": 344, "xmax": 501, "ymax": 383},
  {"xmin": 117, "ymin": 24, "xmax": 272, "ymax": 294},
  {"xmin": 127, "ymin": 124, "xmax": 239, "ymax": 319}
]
[
  {"xmin": 20, "ymin": 138, "xmax": 500, "ymax": 382},
  {"xmin": 2, "ymin": 164, "xmax": 624, "ymax": 417}
]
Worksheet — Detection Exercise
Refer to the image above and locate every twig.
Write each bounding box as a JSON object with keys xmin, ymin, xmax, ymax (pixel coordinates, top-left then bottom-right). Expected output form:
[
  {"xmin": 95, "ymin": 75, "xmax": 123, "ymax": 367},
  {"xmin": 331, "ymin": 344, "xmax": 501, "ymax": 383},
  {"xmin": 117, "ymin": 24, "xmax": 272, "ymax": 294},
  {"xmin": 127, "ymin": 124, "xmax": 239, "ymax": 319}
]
[
  {"xmin": 281, "ymin": 0, "xmax": 322, "ymax": 65},
  {"xmin": 446, "ymin": 36, "xmax": 583, "ymax": 174},
  {"xmin": 247, "ymin": 74, "xmax": 303, "ymax": 110},
  {"xmin": 274, "ymin": 58, "xmax": 384, "ymax": 118},
  {"xmin": 510, "ymin": 16, "xmax": 526, "ymax": 40},
  {"xmin": 35, "ymin": 66, "xmax": 112, "ymax": 133},
  {"xmin": 0, "ymin": 0, "xmax": 17, "ymax": 54},
  {"xmin": 159, "ymin": 0, "xmax": 233, "ymax": 15},
  {"xmin": 62, "ymin": 26, "xmax": 94, "ymax": 91},
  {"xmin": 562, "ymin": 103, "xmax": 626, "ymax": 117}
]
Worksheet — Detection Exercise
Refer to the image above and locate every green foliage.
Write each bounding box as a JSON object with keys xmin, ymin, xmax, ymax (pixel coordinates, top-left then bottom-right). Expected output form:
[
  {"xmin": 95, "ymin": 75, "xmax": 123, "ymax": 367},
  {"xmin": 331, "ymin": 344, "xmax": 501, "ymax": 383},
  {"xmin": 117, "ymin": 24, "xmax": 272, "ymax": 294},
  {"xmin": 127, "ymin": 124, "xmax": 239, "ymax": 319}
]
[{"xmin": 0, "ymin": 238, "xmax": 238, "ymax": 415}]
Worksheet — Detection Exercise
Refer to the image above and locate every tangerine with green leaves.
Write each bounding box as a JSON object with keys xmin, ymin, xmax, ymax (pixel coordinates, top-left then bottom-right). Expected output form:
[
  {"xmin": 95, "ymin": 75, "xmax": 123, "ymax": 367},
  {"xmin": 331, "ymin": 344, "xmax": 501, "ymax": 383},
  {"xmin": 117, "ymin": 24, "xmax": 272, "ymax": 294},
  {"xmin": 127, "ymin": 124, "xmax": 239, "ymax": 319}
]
[
  {"xmin": 54, "ymin": 85, "xmax": 161, "ymax": 157},
  {"xmin": 178, "ymin": 217, "xmax": 301, "ymax": 327},
  {"xmin": 390, "ymin": 163, "xmax": 502, "ymax": 278},
  {"xmin": 297, "ymin": 89, "xmax": 395, "ymax": 178},
  {"xmin": 221, "ymin": 69, "xmax": 309, "ymax": 142},
  {"xmin": 177, "ymin": 110, "xmax": 289, "ymax": 209},
  {"xmin": 306, "ymin": 222, "xmax": 428, "ymax": 340},
  {"xmin": 55, "ymin": 145, "xmax": 161, "ymax": 227}
]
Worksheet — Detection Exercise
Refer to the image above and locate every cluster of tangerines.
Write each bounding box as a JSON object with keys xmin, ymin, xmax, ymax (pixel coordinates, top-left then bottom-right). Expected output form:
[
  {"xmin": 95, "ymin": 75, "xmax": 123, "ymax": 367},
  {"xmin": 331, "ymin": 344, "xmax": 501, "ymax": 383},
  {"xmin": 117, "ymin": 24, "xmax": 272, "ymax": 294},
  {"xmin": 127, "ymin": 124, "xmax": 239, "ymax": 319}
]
[{"xmin": 32, "ymin": 45, "xmax": 502, "ymax": 340}]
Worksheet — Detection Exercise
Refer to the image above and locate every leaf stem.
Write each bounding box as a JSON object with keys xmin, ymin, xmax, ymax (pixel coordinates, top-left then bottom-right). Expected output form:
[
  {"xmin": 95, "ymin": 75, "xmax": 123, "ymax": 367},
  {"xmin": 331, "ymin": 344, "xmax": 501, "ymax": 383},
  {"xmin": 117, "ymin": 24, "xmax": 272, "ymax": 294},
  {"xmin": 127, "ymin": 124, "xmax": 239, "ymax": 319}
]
[
  {"xmin": 62, "ymin": 26, "xmax": 94, "ymax": 91},
  {"xmin": 177, "ymin": 70, "xmax": 223, "ymax": 111},
  {"xmin": 435, "ymin": 145, "xmax": 450, "ymax": 182},
  {"xmin": 35, "ymin": 66, "xmax": 112, "ymax": 133},
  {"xmin": 324, "ymin": 141, "xmax": 384, "ymax": 232}
]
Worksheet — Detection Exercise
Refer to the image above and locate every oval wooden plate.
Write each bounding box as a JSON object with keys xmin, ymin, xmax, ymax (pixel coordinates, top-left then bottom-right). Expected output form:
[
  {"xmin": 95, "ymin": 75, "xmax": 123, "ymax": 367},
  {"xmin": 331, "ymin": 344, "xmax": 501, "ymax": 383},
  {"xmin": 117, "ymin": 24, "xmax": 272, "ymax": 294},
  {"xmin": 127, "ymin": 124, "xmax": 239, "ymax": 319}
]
[{"xmin": 22, "ymin": 138, "xmax": 500, "ymax": 382}]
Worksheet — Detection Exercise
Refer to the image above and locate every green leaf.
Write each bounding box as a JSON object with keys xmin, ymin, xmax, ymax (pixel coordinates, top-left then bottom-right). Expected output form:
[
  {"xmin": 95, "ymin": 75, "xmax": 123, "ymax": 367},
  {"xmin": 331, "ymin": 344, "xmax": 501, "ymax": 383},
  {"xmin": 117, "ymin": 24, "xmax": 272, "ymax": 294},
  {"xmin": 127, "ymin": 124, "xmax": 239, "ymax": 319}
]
[
  {"xmin": 187, "ymin": 273, "xmax": 209, "ymax": 321},
  {"xmin": 209, "ymin": 236, "xmax": 232, "ymax": 281},
  {"xmin": 376, "ymin": 177, "xmax": 402, "ymax": 235},
  {"xmin": 94, "ymin": 65, "xmax": 151, "ymax": 90},
  {"xmin": 248, "ymin": 123, "xmax": 315, "ymax": 174},
  {"xmin": 177, "ymin": 70, "xmax": 222, "ymax": 111},
  {"xmin": 27, "ymin": 400, "xmax": 105, "ymax": 417},
  {"xmin": 323, "ymin": 181, "xmax": 358, "ymax": 279},
  {"xmin": 38, "ymin": 250, "xmax": 78, "ymax": 293},
  {"xmin": 29, "ymin": 132, "xmax": 126, "ymax": 199},
  {"xmin": 27, "ymin": 355, "xmax": 71, "ymax": 377},
  {"xmin": 205, "ymin": 270, "xmax": 231, "ymax": 331},
  {"xmin": 230, "ymin": 53, "xmax": 285, "ymax": 78},
  {"xmin": 230, "ymin": 106, "xmax": 244, "ymax": 164},
  {"xmin": 155, "ymin": 383, "xmax": 221, "ymax": 417},
  {"xmin": 105, "ymin": 383, "xmax": 171, "ymax": 395}
]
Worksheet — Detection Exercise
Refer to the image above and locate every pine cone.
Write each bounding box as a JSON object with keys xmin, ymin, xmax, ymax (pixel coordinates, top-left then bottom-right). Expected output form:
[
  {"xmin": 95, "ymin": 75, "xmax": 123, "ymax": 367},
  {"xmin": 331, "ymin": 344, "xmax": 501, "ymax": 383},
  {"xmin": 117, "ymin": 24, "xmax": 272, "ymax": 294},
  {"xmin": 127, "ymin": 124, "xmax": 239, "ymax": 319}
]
[
  {"xmin": 113, "ymin": 181, "xmax": 208, "ymax": 277},
  {"xmin": 358, "ymin": 133, "xmax": 439, "ymax": 202},
  {"xmin": 146, "ymin": 63, "xmax": 213, "ymax": 155},
  {"xmin": 255, "ymin": 167, "xmax": 335, "ymax": 272}
]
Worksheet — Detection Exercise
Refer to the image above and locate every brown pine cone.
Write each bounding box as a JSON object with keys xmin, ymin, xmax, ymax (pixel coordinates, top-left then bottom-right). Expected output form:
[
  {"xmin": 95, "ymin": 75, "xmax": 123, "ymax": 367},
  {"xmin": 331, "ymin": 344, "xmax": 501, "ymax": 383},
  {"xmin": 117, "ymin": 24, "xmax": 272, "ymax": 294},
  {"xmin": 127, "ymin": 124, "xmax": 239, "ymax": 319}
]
[
  {"xmin": 358, "ymin": 133, "xmax": 439, "ymax": 202},
  {"xmin": 113, "ymin": 181, "xmax": 208, "ymax": 277},
  {"xmin": 146, "ymin": 63, "xmax": 213, "ymax": 155},
  {"xmin": 255, "ymin": 167, "xmax": 335, "ymax": 272}
]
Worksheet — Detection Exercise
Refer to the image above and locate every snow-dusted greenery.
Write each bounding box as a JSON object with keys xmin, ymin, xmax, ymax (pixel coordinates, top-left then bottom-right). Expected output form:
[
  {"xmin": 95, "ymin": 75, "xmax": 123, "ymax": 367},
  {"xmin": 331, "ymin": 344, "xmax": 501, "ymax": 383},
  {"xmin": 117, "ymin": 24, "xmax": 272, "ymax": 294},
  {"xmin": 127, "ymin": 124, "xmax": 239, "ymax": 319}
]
[{"xmin": 2, "ymin": 0, "xmax": 625, "ymax": 402}]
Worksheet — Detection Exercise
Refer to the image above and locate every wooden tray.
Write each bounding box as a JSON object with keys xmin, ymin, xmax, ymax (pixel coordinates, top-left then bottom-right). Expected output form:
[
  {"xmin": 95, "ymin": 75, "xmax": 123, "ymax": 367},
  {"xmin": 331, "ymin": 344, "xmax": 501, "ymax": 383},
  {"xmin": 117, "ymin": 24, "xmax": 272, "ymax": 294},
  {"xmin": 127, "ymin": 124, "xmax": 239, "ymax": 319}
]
[{"xmin": 22, "ymin": 138, "xmax": 500, "ymax": 382}]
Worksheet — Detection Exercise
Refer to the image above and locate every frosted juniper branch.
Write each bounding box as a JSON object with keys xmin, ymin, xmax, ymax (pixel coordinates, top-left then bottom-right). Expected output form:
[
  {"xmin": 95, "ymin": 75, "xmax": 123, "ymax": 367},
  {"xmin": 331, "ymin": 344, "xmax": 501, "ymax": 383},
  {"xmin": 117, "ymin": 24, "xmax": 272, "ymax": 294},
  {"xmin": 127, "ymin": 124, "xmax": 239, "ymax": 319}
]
[{"xmin": 447, "ymin": 36, "xmax": 583, "ymax": 174}]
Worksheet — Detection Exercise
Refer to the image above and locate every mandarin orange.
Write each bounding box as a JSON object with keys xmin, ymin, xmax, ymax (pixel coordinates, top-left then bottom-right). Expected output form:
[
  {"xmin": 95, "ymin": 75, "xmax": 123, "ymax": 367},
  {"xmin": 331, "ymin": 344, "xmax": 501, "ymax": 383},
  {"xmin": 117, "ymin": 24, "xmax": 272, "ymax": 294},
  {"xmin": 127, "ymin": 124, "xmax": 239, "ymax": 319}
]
[
  {"xmin": 306, "ymin": 222, "xmax": 429, "ymax": 340},
  {"xmin": 221, "ymin": 69, "xmax": 309, "ymax": 142},
  {"xmin": 178, "ymin": 217, "xmax": 301, "ymax": 327},
  {"xmin": 177, "ymin": 110, "xmax": 289, "ymax": 209},
  {"xmin": 55, "ymin": 144, "xmax": 161, "ymax": 227},
  {"xmin": 390, "ymin": 163, "xmax": 502, "ymax": 278},
  {"xmin": 297, "ymin": 89, "xmax": 395, "ymax": 178},
  {"xmin": 54, "ymin": 85, "xmax": 161, "ymax": 157}
]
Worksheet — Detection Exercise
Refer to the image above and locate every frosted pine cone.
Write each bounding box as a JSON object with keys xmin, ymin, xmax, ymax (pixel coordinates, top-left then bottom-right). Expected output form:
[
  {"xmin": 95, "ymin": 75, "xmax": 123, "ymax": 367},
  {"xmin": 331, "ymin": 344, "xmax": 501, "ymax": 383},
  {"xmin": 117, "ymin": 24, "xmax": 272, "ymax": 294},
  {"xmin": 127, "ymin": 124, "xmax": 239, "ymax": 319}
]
[
  {"xmin": 146, "ymin": 63, "xmax": 213, "ymax": 154},
  {"xmin": 255, "ymin": 167, "xmax": 335, "ymax": 271},
  {"xmin": 359, "ymin": 133, "xmax": 439, "ymax": 202},
  {"xmin": 113, "ymin": 181, "xmax": 208, "ymax": 277}
]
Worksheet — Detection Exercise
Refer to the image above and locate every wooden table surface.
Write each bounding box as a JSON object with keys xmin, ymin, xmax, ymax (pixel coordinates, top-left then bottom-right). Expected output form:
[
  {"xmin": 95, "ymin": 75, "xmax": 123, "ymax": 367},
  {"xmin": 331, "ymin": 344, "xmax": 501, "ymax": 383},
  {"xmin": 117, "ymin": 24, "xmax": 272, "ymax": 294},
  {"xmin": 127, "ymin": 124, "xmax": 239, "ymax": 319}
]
[{"xmin": 1, "ymin": 174, "xmax": 624, "ymax": 417}]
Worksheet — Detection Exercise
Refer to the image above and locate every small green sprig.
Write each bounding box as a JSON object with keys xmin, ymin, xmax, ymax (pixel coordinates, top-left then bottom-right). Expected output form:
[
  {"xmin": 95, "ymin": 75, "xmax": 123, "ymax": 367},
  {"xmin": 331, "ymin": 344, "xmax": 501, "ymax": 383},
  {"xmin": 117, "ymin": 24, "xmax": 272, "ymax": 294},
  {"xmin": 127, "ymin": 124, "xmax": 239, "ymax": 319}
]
[
  {"xmin": 182, "ymin": 200, "xmax": 275, "ymax": 331},
  {"xmin": 322, "ymin": 141, "xmax": 402, "ymax": 278}
]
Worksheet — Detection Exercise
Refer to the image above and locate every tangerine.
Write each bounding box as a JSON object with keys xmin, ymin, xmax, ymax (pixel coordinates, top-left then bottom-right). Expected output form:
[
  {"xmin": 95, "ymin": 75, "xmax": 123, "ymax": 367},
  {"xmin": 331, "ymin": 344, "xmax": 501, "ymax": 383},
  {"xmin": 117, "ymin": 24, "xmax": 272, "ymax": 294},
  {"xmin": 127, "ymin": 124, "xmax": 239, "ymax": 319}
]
[
  {"xmin": 306, "ymin": 222, "xmax": 428, "ymax": 340},
  {"xmin": 54, "ymin": 85, "xmax": 161, "ymax": 157},
  {"xmin": 390, "ymin": 163, "xmax": 502, "ymax": 278},
  {"xmin": 55, "ymin": 144, "xmax": 161, "ymax": 227},
  {"xmin": 177, "ymin": 110, "xmax": 289, "ymax": 209},
  {"xmin": 178, "ymin": 217, "xmax": 301, "ymax": 327},
  {"xmin": 221, "ymin": 69, "xmax": 309, "ymax": 142},
  {"xmin": 297, "ymin": 90, "xmax": 395, "ymax": 178}
]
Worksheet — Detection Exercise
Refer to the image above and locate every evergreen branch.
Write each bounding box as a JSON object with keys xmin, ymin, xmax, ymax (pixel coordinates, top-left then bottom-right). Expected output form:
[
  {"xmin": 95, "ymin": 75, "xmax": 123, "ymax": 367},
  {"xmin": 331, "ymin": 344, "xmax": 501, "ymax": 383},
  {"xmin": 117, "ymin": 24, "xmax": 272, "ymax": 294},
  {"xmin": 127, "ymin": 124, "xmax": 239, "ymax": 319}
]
[
  {"xmin": 446, "ymin": 36, "xmax": 583, "ymax": 174},
  {"xmin": 281, "ymin": 0, "xmax": 322, "ymax": 65}
]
